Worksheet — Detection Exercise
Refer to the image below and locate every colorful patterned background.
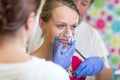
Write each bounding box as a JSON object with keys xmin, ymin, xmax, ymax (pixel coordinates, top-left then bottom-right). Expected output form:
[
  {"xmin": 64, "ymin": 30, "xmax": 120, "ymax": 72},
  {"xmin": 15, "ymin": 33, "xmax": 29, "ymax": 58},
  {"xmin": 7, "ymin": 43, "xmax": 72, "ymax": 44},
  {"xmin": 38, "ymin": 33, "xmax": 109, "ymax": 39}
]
[{"xmin": 86, "ymin": 0, "xmax": 120, "ymax": 79}]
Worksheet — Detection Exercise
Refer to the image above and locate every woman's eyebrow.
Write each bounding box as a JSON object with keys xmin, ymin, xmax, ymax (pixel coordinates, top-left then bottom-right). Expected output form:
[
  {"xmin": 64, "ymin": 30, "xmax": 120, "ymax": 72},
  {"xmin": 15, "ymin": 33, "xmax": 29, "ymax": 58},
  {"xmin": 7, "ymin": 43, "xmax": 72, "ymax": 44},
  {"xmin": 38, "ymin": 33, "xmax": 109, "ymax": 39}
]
[
  {"xmin": 55, "ymin": 21, "xmax": 66, "ymax": 24},
  {"xmin": 71, "ymin": 23, "xmax": 78, "ymax": 26}
]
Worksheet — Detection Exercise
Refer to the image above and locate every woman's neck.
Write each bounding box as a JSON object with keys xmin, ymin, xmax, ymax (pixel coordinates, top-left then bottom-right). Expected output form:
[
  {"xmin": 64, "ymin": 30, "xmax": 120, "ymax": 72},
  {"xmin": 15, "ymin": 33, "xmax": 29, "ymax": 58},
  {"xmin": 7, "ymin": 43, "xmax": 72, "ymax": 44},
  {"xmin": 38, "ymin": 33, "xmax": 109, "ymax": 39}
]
[
  {"xmin": 32, "ymin": 42, "xmax": 53, "ymax": 61},
  {"xmin": 0, "ymin": 37, "xmax": 31, "ymax": 63}
]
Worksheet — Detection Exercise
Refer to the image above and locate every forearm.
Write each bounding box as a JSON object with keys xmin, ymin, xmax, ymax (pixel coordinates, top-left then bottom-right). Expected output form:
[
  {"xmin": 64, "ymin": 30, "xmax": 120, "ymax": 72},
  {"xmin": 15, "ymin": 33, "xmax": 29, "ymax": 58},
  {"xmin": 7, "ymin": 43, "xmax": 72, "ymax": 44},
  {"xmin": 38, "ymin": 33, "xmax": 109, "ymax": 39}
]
[{"xmin": 95, "ymin": 64, "xmax": 114, "ymax": 80}]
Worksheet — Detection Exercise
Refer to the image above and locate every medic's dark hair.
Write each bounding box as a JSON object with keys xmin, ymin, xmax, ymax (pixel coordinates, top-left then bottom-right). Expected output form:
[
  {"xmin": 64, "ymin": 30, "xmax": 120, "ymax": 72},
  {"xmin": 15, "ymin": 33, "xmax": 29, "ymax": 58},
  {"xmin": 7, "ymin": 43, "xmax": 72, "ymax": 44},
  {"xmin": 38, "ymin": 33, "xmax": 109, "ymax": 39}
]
[{"xmin": 0, "ymin": 0, "xmax": 41, "ymax": 34}]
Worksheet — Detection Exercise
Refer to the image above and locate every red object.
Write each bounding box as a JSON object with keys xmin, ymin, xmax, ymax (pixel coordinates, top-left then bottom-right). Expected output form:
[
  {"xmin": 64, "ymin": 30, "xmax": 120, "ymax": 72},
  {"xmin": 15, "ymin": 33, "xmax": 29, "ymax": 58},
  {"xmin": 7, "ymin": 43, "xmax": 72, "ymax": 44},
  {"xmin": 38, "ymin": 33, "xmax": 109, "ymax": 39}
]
[
  {"xmin": 101, "ymin": 11, "xmax": 105, "ymax": 16},
  {"xmin": 70, "ymin": 56, "xmax": 86, "ymax": 80},
  {"xmin": 114, "ymin": 0, "xmax": 119, "ymax": 4},
  {"xmin": 96, "ymin": 19, "xmax": 106, "ymax": 30},
  {"xmin": 118, "ymin": 48, "xmax": 120, "ymax": 55}
]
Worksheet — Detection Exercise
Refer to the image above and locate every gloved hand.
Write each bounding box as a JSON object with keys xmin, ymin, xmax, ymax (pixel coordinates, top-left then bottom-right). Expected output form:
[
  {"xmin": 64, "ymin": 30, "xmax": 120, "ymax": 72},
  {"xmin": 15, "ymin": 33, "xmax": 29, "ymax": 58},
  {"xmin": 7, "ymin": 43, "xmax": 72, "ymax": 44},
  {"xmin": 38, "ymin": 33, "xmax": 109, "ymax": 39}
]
[
  {"xmin": 76, "ymin": 57, "xmax": 105, "ymax": 78},
  {"xmin": 53, "ymin": 37, "xmax": 76, "ymax": 70}
]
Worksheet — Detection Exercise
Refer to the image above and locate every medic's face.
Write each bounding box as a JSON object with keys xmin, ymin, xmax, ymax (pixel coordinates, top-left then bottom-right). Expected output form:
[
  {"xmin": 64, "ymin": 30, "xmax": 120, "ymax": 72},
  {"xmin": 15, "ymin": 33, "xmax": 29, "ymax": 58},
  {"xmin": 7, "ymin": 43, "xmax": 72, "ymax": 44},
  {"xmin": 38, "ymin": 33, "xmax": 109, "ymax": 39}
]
[
  {"xmin": 74, "ymin": 0, "xmax": 91, "ymax": 17},
  {"xmin": 41, "ymin": 5, "xmax": 79, "ymax": 45}
]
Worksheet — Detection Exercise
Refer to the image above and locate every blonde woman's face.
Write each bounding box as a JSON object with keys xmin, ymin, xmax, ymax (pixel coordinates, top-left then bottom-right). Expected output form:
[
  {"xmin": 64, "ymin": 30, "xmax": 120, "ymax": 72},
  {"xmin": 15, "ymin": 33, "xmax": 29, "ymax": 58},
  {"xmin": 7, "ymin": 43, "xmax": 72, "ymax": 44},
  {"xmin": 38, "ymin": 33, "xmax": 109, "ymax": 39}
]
[{"xmin": 42, "ymin": 5, "xmax": 79, "ymax": 45}]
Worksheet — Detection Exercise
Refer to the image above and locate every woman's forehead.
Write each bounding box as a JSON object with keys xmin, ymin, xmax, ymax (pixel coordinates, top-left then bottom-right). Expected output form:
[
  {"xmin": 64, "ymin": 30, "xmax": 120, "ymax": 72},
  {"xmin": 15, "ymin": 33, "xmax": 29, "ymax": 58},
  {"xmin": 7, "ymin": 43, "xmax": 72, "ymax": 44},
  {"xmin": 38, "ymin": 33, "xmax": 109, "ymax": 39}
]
[
  {"xmin": 52, "ymin": 6, "xmax": 78, "ymax": 17},
  {"xmin": 51, "ymin": 6, "xmax": 79, "ymax": 23}
]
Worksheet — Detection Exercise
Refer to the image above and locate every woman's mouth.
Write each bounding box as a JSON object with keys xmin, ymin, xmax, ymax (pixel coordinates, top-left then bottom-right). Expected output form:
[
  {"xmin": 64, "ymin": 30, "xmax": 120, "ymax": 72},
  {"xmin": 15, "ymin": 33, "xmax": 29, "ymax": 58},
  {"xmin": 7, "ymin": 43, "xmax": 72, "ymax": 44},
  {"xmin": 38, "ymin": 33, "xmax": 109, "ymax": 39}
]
[{"xmin": 58, "ymin": 39, "xmax": 69, "ymax": 44}]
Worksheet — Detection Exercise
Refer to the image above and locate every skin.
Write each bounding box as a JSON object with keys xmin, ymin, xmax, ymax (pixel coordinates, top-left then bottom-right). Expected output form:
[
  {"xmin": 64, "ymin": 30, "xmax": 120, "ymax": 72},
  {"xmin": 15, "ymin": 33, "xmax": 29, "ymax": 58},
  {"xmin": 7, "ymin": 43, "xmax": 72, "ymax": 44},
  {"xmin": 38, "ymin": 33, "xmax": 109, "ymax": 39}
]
[
  {"xmin": 74, "ymin": 0, "xmax": 91, "ymax": 17},
  {"xmin": 32, "ymin": 0, "xmax": 113, "ymax": 80},
  {"xmin": 0, "ymin": 12, "xmax": 36, "ymax": 63},
  {"xmin": 74, "ymin": 0, "xmax": 114, "ymax": 80},
  {"xmin": 32, "ymin": 5, "xmax": 79, "ymax": 61}
]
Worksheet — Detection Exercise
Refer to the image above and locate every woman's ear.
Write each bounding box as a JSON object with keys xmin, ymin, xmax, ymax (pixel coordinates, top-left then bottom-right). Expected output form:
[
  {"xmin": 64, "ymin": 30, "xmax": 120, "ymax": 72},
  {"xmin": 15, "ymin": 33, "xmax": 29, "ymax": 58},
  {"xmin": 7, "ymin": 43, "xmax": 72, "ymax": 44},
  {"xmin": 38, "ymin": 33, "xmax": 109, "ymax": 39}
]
[
  {"xmin": 25, "ymin": 12, "xmax": 36, "ymax": 30},
  {"xmin": 25, "ymin": 12, "xmax": 36, "ymax": 42},
  {"xmin": 39, "ymin": 18, "xmax": 46, "ymax": 32}
]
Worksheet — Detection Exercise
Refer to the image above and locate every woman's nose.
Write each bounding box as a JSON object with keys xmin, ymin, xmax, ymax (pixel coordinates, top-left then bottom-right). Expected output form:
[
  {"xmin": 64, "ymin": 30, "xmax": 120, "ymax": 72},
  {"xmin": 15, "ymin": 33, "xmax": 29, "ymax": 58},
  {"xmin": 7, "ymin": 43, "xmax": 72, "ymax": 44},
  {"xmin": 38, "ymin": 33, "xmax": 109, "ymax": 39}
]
[
  {"xmin": 64, "ymin": 33, "xmax": 71, "ymax": 38},
  {"xmin": 63, "ymin": 29, "xmax": 72, "ymax": 38}
]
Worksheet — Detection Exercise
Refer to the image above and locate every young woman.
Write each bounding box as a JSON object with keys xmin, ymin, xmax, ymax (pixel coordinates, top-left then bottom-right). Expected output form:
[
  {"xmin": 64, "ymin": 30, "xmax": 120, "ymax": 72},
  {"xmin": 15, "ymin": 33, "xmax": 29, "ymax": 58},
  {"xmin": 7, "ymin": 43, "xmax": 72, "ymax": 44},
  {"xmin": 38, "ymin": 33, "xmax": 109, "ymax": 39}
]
[
  {"xmin": 0, "ymin": 0, "xmax": 69, "ymax": 80},
  {"xmin": 32, "ymin": 0, "xmax": 105, "ymax": 80},
  {"xmin": 29, "ymin": 0, "xmax": 112, "ymax": 80}
]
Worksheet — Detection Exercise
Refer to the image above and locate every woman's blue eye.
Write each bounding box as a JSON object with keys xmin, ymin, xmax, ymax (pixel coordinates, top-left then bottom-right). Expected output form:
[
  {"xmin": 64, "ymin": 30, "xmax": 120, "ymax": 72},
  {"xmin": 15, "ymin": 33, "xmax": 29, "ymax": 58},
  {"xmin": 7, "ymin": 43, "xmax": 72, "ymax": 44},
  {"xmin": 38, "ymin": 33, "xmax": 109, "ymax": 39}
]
[
  {"xmin": 56, "ymin": 24, "xmax": 77, "ymax": 30},
  {"xmin": 70, "ymin": 25, "xmax": 77, "ymax": 30},
  {"xmin": 57, "ymin": 25, "xmax": 65, "ymax": 29}
]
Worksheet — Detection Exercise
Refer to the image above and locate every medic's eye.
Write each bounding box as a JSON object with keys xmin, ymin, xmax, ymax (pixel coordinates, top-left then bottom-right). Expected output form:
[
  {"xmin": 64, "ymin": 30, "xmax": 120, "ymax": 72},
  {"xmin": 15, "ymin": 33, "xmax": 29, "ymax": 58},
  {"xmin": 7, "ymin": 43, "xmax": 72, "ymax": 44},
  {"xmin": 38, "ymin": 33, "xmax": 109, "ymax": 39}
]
[{"xmin": 81, "ymin": 1, "xmax": 90, "ymax": 6}]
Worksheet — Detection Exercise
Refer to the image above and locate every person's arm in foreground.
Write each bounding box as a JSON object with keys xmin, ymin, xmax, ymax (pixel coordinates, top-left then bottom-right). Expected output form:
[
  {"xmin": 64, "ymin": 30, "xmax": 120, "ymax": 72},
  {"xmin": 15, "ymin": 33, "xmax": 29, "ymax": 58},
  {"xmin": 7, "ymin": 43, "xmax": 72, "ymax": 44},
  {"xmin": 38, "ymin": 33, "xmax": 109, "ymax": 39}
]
[
  {"xmin": 91, "ymin": 28, "xmax": 114, "ymax": 80},
  {"xmin": 95, "ymin": 56, "xmax": 114, "ymax": 80}
]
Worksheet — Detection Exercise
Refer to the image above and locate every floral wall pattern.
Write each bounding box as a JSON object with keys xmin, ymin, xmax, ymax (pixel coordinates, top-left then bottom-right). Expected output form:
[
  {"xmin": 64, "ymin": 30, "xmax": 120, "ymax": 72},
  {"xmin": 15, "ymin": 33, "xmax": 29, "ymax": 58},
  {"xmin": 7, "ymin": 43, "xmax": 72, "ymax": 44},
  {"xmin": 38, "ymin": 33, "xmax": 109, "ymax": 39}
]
[{"xmin": 86, "ymin": 0, "xmax": 120, "ymax": 79}]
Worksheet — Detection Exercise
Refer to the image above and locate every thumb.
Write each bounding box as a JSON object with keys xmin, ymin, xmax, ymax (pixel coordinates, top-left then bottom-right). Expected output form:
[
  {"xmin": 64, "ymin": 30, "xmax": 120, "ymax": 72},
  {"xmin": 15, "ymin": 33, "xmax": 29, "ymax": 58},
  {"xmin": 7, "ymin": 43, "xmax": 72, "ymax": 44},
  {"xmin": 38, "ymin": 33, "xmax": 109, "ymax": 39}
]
[
  {"xmin": 64, "ymin": 41, "xmax": 76, "ymax": 57},
  {"xmin": 52, "ymin": 37, "xmax": 58, "ymax": 58},
  {"xmin": 55, "ymin": 42, "xmax": 63, "ymax": 56}
]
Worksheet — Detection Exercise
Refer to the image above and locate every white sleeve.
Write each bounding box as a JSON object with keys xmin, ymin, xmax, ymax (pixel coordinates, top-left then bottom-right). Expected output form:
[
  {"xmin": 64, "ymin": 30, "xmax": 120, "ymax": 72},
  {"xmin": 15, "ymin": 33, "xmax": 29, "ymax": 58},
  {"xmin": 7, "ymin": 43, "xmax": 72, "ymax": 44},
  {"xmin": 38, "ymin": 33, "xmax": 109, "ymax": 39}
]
[
  {"xmin": 31, "ymin": 57, "xmax": 69, "ymax": 80},
  {"xmin": 27, "ymin": 26, "xmax": 43, "ymax": 53},
  {"xmin": 75, "ymin": 21, "xmax": 109, "ymax": 58},
  {"xmin": 89, "ymin": 27, "xmax": 109, "ymax": 57},
  {"xmin": 43, "ymin": 62, "xmax": 69, "ymax": 80}
]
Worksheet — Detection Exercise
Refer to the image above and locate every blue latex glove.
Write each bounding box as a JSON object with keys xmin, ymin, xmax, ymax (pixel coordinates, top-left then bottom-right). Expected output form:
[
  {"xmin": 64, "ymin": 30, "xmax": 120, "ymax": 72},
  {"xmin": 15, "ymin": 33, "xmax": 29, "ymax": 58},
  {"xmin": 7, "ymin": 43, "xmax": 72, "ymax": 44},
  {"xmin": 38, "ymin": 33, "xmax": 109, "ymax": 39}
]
[
  {"xmin": 53, "ymin": 37, "xmax": 76, "ymax": 70},
  {"xmin": 76, "ymin": 57, "xmax": 105, "ymax": 78}
]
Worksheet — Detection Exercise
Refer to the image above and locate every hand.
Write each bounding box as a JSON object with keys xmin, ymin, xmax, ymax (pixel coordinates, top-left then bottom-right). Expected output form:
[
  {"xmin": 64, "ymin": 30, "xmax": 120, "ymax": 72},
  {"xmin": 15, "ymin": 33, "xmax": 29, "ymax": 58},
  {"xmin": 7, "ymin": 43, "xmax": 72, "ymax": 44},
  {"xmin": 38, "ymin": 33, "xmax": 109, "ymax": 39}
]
[
  {"xmin": 53, "ymin": 37, "xmax": 76, "ymax": 69},
  {"xmin": 76, "ymin": 57, "xmax": 105, "ymax": 78}
]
